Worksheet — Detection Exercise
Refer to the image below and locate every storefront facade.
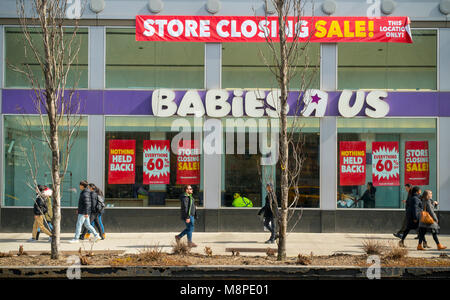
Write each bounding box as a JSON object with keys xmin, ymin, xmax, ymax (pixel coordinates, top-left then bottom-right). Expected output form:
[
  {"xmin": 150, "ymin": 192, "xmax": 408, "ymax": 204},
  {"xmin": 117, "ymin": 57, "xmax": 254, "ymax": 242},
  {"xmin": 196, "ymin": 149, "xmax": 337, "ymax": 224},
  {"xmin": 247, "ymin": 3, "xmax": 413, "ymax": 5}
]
[{"xmin": 1, "ymin": 0, "xmax": 450, "ymax": 233}]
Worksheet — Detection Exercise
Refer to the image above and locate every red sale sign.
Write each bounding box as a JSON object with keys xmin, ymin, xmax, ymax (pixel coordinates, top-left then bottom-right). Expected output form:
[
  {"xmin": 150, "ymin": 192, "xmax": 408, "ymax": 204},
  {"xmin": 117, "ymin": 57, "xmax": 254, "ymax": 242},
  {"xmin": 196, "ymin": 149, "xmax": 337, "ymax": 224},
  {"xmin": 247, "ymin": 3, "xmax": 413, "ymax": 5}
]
[
  {"xmin": 108, "ymin": 140, "xmax": 136, "ymax": 184},
  {"xmin": 176, "ymin": 140, "xmax": 201, "ymax": 185},
  {"xmin": 339, "ymin": 141, "xmax": 366, "ymax": 186},
  {"xmin": 372, "ymin": 142, "xmax": 400, "ymax": 186},
  {"xmin": 405, "ymin": 141, "xmax": 429, "ymax": 185},
  {"xmin": 136, "ymin": 15, "xmax": 412, "ymax": 43},
  {"xmin": 143, "ymin": 140, "xmax": 170, "ymax": 185}
]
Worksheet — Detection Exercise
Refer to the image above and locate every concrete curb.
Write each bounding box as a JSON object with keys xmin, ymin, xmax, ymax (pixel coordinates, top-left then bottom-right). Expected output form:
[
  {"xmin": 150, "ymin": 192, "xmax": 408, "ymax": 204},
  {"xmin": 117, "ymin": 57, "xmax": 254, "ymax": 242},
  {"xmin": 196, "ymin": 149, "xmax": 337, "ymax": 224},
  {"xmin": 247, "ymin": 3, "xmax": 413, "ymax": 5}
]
[{"xmin": 1, "ymin": 265, "xmax": 450, "ymax": 279}]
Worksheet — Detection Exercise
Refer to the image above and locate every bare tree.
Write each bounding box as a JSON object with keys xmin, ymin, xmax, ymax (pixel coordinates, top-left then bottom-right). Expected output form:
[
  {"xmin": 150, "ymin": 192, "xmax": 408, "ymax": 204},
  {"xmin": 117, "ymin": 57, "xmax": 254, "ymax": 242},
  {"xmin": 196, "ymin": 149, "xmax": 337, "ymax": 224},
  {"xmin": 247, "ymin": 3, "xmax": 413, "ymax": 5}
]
[
  {"xmin": 259, "ymin": 0, "xmax": 319, "ymax": 260},
  {"xmin": 8, "ymin": 0, "xmax": 86, "ymax": 259}
]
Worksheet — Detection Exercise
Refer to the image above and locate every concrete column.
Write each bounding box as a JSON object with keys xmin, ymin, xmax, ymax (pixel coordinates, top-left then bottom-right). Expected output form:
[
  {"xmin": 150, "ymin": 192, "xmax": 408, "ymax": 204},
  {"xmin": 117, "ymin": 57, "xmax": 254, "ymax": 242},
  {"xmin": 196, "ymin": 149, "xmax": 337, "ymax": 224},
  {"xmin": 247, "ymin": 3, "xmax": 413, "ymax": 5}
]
[
  {"xmin": 438, "ymin": 118, "xmax": 450, "ymax": 211},
  {"xmin": 320, "ymin": 117, "xmax": 337, "ymax": 211},
  {"xmin": 439, "ymin": 28, "xmax": 450, "ymax": 91},
  {"xmin": 87, "ymin": 115, "xmax": 105, "ymax": 193},
  {"xmin": 319, "ymin": 42, "xmax": 338, "ymax": 215},
  {"xmin": 0, "ymin": 25, "xmax": 4, "ymax": 213},
  {"xmin": 203, "ymin": 43, "xmax": 222, "ymax": 211},
  {"xmin": 88, "ymin": 26, "xmax": 105, "ymax": 89},
  {"xmin": 438, "ymin": 29, "xmax": 450, "ymax": 211},
  {"xmin": 320, "ymin": 43, "xmax": 337, "ymax": 91}
]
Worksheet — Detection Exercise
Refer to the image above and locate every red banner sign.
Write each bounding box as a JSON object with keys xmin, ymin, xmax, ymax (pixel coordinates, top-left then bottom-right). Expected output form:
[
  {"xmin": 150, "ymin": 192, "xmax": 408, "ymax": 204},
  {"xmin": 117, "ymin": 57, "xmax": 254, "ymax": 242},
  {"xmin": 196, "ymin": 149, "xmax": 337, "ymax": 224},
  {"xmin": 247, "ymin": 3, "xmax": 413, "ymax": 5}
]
[
  {"xmin": 372, "ymin": 142, "xmax": 400, "ymax": 186},
  {"xmin": 340, "ymin": 141, "xmax": 366, "ymax": 186},
  {"xmin": 176, "ymin": 140, "xmax": 201, "ymax": 185},
  {"xmin": 405, "ymin": 141, "xmax": 429, "ymax": 185},
  {"xmin": 108, "ymin": 140, "xmax": 136, "ymax": 184},
  {"xmin": 136, "ymin": 15, "xmax": 412, "ymax": 43},
  {"xmin": 143, "ymin": 140, "xmax": 171, "ymax": 185}
]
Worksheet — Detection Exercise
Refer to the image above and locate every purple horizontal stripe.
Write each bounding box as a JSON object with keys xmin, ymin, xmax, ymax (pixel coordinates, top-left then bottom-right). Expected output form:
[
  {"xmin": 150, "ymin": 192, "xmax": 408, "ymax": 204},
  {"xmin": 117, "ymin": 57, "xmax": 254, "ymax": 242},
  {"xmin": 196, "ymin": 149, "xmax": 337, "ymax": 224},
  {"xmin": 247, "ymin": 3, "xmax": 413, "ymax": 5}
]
[{"xmin": 3, "ymin": 89, "xmax": 450, "ymax": 117}]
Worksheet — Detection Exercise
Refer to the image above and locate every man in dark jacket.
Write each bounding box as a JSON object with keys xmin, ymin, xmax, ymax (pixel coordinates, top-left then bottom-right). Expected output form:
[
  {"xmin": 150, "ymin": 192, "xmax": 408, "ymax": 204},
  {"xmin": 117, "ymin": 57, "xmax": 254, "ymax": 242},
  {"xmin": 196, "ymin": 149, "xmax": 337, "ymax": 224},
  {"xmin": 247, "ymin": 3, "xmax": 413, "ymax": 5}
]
[
  {"xmin": 80, "ymin": 183, "xmax": 105, "ymax": 240},
  {"xmin": 258, "ymin": 183, "xmax": 278, "ymax": 244},
  {"xmin": 69, "ymin": 180, "xmax": 101, "ymax": 243},
  {"xmin": 175, "ymin": 185, "xmax": 197, "ymax": 247}
]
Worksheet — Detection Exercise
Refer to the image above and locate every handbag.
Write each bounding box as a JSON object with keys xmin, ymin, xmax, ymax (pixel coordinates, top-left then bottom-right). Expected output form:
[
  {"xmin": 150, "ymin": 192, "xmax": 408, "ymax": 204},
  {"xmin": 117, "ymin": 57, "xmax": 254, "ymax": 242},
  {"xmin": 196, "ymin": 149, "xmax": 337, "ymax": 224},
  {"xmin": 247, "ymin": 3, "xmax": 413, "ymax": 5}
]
[{"xmin": 420, "ymin": 201, "xmax": 435, "ymax": 225}]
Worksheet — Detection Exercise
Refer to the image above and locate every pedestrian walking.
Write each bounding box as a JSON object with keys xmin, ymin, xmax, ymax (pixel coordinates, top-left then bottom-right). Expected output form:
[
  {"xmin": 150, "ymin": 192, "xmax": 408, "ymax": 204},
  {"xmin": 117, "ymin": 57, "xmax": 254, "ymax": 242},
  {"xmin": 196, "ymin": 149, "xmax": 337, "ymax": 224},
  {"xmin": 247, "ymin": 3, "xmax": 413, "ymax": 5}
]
[
  {"xmin": 417, "ymin": 190, "xmax": 447, "ymax": 251},
  {"xmin": 27, "ymin": 185, "xmax": 52, "ymax": 243},
  {"xmin": 69, "ymin": 180, "xmax": 101, "ymax": 243},
  {"xmin": 95, "ymin": 186, "xmax": 106, "ymax": 240},
  {"xmin": 258, "ymin": 183, "xmax": 278, "ymax": 244},
  {"xmin": 175, "ymin": 185, "xmax": 198, "ymax": 248},
  {"xmin": 399, "ymin": 186, "xmax": 422, "ymax": 247},
  {"xmin": 393, "ymin": 183, "xmax": 412, "ymax": 239},
  {"xmin": 35, "ymin": 186, "xmax": 53, "ymax": 241},
  {"xmin": 80, "ymin": 183, "xmax": 105, "ymax": 240}
]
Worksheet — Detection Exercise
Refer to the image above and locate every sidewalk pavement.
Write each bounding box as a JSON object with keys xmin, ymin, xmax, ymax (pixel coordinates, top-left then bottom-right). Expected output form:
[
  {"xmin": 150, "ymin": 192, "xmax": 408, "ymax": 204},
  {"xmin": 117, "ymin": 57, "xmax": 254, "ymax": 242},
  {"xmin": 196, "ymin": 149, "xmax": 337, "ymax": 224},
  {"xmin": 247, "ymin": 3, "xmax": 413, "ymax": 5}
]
[{"xmin": 0, "ymin": 232, "xmax": 449, "ymax": 258}]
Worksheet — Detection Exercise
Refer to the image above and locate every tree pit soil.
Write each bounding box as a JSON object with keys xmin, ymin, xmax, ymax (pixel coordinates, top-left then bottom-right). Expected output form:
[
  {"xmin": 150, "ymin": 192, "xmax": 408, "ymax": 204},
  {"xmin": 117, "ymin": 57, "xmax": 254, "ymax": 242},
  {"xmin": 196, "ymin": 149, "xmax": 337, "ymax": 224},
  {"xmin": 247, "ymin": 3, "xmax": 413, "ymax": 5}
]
[{"xmin": 1, "ymin": 251, "xmax": 450, "ymax": 268}]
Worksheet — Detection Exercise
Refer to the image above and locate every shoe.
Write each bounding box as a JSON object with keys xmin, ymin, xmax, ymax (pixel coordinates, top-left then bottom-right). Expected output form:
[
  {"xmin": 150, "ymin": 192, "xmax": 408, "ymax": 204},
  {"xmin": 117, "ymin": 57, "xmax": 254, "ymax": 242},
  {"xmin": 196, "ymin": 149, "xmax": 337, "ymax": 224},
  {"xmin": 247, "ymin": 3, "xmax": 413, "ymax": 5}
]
[
  {"xmin": 90, "ymin": 235, "xmax": 101, "ymax": 243},
  {"xmin": 265, "ymin": 239, "xmax": 275, "ymax": 244},
  {"xmin": 393, "ymin": 233, "xmax": 402, "ymax": 239},
  {"xmin": 69, "ymin": 239, "xmax": 79, "ymax": 244},
  {"xmin": 27, "ymin": 238, "xmax": 37, "ymax": 243},
  {"xmin": 85, "ymin": 233, "xmax": 90, "ymax": 239},
  {"xmin": 417, "ymin": 244, "xmax": 425, "ymax": 251},
  {"xmin": 102, "ymin": 233, "xmax": 106, "ymax": 240},
  {"xmin": 188, "ymin": 242, "xmax": 197, "ymax": 248},
  {"xmin": 399, "ymin": 240, "xmax": 405, "ymax": 248},
  {"xmin": 175, "ymin": 235, "xmax": 181, "ymax": 242},
  {"xmin": 437, "ymin": 244, "xmax": 447, "ymax": 250}
]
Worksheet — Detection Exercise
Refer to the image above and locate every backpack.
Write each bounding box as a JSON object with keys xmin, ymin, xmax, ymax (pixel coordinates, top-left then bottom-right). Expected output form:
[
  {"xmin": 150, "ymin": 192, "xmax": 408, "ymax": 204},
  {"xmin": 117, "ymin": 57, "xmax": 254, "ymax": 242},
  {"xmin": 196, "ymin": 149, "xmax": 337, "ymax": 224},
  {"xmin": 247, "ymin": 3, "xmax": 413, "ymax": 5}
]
[{"xmin": 96, "ymin": 195, "xmax": 105, "ymax": 214}]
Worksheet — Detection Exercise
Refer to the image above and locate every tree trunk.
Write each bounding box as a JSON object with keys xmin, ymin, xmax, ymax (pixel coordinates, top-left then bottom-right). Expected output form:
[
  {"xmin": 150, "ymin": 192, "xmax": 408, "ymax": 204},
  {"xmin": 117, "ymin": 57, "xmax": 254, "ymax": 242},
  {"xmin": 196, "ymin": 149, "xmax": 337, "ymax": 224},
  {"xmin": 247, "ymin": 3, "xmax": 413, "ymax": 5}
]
[
  {"xmin": 277, "ymin": 0, "xmax": 290, "ymax": 261},
  {"xmin": 48, "ymin": 99, "xmax": 61, "ymax": 260}
]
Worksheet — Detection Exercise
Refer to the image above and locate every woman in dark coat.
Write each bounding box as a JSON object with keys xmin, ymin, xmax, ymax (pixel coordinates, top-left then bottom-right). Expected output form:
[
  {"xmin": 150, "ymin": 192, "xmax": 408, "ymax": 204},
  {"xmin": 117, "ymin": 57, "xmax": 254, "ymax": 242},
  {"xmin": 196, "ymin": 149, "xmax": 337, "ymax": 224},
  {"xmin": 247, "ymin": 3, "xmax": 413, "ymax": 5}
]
[
  {"xmin": 417, "ymin": 190, "xmax": 447, "ymax": 250},
  {"xmin": 258, "ymin": 184, "xmax": 278, "ymax": 244},
  {"xmin": 358, "ymin": 182, "xmax": 376, "ymax": 208},
  {"xmin": 399, "ymin": 186, "xmax": 422, "ymax": 247}
]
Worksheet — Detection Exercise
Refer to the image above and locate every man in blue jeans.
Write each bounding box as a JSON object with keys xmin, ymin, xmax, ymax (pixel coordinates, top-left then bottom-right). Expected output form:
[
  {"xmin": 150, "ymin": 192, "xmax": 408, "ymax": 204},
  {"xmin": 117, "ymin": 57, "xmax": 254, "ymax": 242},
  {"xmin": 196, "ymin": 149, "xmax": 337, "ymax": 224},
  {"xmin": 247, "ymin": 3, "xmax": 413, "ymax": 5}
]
[
  {"xmin": 69, "ymin": 180, "xmax": 101, "ymax": 243},
  {"xmin": 175, "ymin": 185, "xmax": 197, "ymax": 248}
]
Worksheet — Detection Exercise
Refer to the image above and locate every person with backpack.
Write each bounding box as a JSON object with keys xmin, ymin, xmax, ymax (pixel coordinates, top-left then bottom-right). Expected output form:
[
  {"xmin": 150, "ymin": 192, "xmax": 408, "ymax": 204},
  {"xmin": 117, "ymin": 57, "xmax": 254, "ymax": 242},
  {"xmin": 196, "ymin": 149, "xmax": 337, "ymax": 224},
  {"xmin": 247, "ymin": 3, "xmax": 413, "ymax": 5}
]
[
  {"xmin": 80, "ymin": 183, "xmax": 105, "ymax": 240},
  {"xmin": 95, "ymin": 186, "xmax": 106, "ymax": 240},
  {"xmin": 35, "ymin": 186, "xmax": 53, "ymax": 241},
  {"xmin": 28, "ymin": 185, "xmax": 52, "ymax": 243},
  {"xmin": 69, "ymin": 180, "xmax": 101, "ymax": 243}
]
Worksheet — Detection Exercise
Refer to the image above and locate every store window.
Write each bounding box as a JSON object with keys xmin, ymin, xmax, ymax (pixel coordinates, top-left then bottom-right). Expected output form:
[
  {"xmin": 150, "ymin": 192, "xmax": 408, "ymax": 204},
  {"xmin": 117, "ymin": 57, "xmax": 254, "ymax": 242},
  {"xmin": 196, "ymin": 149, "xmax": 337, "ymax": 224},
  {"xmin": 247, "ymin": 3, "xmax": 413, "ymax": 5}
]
[
  {"xmin": 222, "ymin": 43, "xmax": 320, "ymax": 89},
  {"xmin": 4, "ymin": 27, "xmax": 89, "ymax": 88},
  {"xmin": 338, "ymin": 30, "xmax": 437, "ymax": 90},
  {"xmin": 3, "ymin": 116, "xmax": 88, "ymax": 207},
  {"xmin": 221, "ymin": 117, "xmax": 319, "ymax": 208},
  {"xmin": 105, "ymin": 28, "xmax": 204, "ymax": 89},
  {"xmin": 337, "ymin": 118, "xmax": 437, "ymax": 209},
  {"xmin": 105, "ymin": 116, "xmax": 204, "ymax": 207}
]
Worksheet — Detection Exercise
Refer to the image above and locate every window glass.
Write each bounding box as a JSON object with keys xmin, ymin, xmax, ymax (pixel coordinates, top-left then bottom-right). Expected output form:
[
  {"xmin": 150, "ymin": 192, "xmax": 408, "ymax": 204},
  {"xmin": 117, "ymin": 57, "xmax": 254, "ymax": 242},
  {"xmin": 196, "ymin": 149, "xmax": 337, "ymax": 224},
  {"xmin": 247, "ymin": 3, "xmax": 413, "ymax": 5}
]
[
  {"xmin": 5, "ymin": 27, "xmax": 89, "ymax": 88},
  {"xmin": 105, "ymin": 116, "xmax": 204, "ymax": 208},
  {"xmin": 221, "ymin": 117, "xmax": 319, "ymax": 208},
  {"xmin": 105, "ymin": 28, "xmax": 204, "ymax": 89},
  {"xmin": 222, "ymin": 43, "xmax": 320, "ymax": 89},
  {"xmin": 3, "ymin": 116, "xmax": 88, "ymax": 207},
  {"xmin": 338, "ymin": 30, "xmax": 437, "ymax": 90},
  {"xmin": 337, "ymin": 118, "xmax": 437, "ymax": 209}
]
